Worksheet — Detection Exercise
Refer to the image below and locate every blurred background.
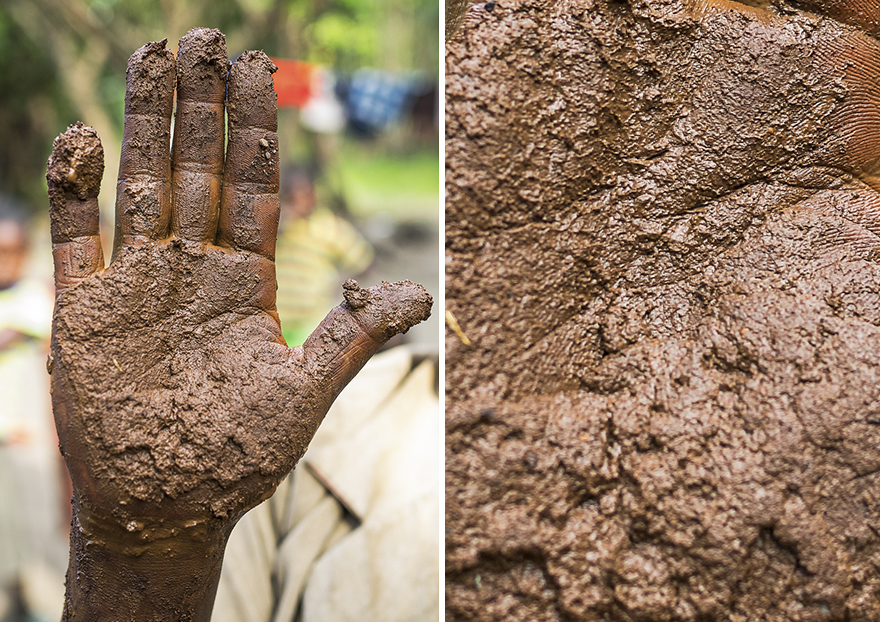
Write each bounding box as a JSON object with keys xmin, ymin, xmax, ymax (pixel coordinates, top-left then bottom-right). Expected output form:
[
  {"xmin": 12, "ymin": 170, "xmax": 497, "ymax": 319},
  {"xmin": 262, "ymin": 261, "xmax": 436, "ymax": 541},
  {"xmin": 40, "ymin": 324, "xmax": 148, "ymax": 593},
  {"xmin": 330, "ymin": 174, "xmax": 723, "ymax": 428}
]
[{"xmin": 0, "ymin": 0, "xmax": 439, "ymax": 620}]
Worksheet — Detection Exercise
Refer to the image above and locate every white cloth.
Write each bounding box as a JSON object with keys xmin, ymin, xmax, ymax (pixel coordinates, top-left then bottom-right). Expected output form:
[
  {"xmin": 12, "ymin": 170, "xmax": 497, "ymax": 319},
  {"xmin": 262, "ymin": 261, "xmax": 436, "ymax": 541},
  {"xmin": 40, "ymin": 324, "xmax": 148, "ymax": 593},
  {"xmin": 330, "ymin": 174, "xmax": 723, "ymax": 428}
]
[{"xmin": 0, "ymin": 277, "xmax": 66, "ymax": 616}]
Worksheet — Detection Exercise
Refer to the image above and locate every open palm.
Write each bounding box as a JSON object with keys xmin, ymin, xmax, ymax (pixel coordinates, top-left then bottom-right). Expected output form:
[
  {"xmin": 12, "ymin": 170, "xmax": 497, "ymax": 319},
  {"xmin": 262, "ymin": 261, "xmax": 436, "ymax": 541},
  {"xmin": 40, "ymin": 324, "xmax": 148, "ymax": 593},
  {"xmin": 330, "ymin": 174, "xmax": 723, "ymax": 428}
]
[{"xmin": 46, "ymin": 29, "xmax": 430, "ymax": 620}]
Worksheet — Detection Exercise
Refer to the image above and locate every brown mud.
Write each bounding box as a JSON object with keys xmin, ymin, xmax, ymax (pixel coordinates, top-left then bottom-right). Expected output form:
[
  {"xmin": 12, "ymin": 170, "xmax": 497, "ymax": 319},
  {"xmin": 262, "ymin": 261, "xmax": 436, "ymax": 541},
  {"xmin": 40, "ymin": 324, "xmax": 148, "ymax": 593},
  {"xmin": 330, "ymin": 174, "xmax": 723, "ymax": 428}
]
[
  {"xmin": 171, "ymin": 28, "xmax": 229, "ymax": 244},
  {"xmin": 446, "ymin": 0, "xmax": 880, "ymax": 620},
  {"xmin": 48, "ymin": 28, "xmax": 432, "ymax": 622}
]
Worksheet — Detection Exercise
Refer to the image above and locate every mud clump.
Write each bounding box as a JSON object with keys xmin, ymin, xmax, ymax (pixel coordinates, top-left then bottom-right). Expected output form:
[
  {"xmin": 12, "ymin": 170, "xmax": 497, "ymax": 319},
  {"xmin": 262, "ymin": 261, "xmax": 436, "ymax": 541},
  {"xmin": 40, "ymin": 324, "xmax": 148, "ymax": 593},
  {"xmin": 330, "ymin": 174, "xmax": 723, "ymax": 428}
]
[
  {"xmin": 46, "ymin": 122, "xmax": 104, "ymax": 201},
  {"xmin": 446, "ymin": 1, "xmax": 880, "ymax": 620}
]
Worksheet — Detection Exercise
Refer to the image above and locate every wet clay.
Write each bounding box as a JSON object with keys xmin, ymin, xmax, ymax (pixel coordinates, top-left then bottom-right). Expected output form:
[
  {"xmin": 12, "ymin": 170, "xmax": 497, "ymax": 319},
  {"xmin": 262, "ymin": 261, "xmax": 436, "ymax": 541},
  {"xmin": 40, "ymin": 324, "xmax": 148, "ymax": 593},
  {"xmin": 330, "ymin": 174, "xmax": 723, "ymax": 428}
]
[
  {"xmin": 446, "ymin": 0, "xmax": 880, "ymax": 620},
  {"xmin": 48, "ymin": 29, "xmax": 431, "ymax": 622}
]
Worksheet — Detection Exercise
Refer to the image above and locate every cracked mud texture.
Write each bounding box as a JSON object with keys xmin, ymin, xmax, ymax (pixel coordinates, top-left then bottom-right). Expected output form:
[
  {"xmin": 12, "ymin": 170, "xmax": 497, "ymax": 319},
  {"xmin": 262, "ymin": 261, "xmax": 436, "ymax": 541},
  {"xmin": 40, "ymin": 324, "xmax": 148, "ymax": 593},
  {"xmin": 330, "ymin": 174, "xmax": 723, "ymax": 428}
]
[{"xmin": 446, "ymin": 0, "xmax": 880, "ymax": 620}]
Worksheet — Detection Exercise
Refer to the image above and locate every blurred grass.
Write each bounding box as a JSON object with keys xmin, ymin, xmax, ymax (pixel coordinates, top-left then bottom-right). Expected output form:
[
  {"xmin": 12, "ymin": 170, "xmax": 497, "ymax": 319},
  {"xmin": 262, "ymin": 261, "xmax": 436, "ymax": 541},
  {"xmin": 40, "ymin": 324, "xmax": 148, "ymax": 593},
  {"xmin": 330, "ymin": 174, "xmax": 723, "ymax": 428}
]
[{"xmin": 336, "ymin": 141, "xmax": 439, "ymax": 219}]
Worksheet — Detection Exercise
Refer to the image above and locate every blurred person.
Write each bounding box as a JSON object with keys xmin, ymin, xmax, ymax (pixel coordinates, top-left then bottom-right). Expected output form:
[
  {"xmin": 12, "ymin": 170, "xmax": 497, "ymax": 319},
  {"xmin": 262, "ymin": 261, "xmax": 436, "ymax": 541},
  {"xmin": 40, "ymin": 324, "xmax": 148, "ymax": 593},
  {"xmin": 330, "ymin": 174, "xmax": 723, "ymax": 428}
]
[
  {"xmin": 0, "ymin": 206, "xmax": 47, "ymax": 358},
  {"xmin": 0, "ymin": 196, "xmax": 65, "ymax": 620},
  {"xmin": 275, "ymin": 166, "xmax": 373, "ymax": 345}
]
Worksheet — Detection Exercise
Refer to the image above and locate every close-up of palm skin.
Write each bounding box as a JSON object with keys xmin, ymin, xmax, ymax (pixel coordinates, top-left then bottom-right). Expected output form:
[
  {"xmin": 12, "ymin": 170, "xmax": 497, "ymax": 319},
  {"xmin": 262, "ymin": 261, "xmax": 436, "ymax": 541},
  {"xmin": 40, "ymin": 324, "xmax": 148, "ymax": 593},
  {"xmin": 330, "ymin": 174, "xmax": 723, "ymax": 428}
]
[
  {"xmin": 445, "ymin": 0, "xmax": 880, "ymax": 619},
  {"xmin": 46, "ymin": 28, "xmax": 430, "ymax": 621},
  {"xmin": 653, "ymin": 0, "xmax": 880, "ymax": 253},
  {"xmin": 446, "ymin": 0, "xmax": 880, "ymax": 393}
]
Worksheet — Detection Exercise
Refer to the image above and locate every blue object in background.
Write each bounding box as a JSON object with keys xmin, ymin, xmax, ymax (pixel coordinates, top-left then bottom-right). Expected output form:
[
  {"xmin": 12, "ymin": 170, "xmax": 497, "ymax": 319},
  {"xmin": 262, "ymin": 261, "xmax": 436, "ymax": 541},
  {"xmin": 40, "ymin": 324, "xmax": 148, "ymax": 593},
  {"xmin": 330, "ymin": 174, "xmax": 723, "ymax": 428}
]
[{"xmin": 337, "ymin": 69, "xmax": 417, "ymax": 137}]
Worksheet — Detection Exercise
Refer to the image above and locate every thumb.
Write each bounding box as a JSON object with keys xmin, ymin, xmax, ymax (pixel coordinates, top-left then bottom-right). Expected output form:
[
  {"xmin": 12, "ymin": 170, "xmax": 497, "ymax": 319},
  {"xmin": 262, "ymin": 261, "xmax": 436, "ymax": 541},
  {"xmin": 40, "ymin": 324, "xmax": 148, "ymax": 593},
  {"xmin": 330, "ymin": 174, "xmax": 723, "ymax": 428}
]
[{"xmin": 292, "ymin": 278, "xmax": 432, "ymax": 430}]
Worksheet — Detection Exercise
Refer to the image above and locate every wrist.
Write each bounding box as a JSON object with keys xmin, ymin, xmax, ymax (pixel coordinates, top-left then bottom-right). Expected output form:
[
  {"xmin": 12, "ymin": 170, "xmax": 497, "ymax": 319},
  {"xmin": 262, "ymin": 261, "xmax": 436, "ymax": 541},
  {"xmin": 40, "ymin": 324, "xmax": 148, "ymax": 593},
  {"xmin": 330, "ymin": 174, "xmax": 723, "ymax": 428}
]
[{"xmin": 64, "ymin": 495, "xmax": 235, "ymax": 622}]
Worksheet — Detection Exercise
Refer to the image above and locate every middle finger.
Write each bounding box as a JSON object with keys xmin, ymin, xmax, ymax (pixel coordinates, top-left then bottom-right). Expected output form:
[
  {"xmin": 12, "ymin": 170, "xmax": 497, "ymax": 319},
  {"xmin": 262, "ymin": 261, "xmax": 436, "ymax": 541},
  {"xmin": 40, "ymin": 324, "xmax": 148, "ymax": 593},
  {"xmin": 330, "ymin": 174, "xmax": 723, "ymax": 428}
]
[{"xmin": 171, "ymin": 28, "xmax": 229, "ymax": 244}]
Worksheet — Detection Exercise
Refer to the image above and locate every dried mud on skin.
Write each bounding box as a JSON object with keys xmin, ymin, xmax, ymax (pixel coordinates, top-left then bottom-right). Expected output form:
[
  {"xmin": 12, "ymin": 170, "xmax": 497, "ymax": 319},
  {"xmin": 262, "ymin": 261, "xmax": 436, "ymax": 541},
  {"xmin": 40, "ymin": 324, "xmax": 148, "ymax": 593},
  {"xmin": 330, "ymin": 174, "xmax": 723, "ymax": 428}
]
[
  {"xmin": 46, "ymin": 29, "xmax": 432, "ymax": 621},
  {"xmin": 51, "ymin": 238, "xmax": 431, "ymax": 519},
  {"xmin": 446, "ymin": 0, "xmax": 880, "ymax": 620}
]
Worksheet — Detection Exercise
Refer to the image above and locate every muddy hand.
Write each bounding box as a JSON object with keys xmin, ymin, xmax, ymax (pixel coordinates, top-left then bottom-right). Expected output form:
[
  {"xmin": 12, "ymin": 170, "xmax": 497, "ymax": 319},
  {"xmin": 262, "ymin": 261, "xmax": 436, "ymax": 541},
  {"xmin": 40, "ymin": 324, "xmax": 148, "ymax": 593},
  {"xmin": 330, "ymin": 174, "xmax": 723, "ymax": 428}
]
[
  {"xmin": 46, "ymin": 29, "xmax": 430, "ymax": 622},
  {"xmin": 447, "ymin": 0, "xmax": 880, "ymax": 390}
]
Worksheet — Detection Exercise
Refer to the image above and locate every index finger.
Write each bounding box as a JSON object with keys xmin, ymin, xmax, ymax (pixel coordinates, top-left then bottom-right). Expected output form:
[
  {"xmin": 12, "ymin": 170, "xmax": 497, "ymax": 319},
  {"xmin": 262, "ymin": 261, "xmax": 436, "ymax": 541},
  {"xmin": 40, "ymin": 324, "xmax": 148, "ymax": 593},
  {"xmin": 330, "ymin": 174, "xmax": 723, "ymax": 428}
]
[{"xmin": 112, "ymin": 40, "xmax": 175, "ymax": 258}]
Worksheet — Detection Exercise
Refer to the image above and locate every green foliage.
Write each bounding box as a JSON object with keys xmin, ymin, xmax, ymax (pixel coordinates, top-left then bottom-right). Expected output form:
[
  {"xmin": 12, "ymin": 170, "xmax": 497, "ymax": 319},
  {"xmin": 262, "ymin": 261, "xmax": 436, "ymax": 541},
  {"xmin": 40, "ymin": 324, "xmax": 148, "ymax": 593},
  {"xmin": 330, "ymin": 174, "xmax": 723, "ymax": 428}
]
[
  {"xmin": 0, "ymin": 0, "xmax": 438, "ymax": 214},
  {"xmin": 308, "ymin": 11, "xmax": 378, "ymax": 68},
  {"xmin": 0, "ymin": 7, "xmax": 75, "ymax": 210},
  {"xmin": 337, "ymin": 142, "xmax": 439, "ymax": 218}
]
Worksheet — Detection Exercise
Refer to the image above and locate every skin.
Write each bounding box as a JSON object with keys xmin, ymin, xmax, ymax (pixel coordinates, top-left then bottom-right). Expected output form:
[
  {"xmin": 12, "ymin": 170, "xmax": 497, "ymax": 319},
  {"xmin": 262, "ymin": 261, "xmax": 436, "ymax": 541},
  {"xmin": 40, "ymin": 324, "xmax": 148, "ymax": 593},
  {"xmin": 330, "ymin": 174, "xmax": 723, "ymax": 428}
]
[
  {"xmin": 446, "ymin": 0, "xmax": 470, "ymax": 41},
  {"xmin": 446, "ymin": 0, "xmax": 880, "ymax": 619},
  {"xmin": 47, "ymin": 29, "xmax": 431, "ymax": 621}
]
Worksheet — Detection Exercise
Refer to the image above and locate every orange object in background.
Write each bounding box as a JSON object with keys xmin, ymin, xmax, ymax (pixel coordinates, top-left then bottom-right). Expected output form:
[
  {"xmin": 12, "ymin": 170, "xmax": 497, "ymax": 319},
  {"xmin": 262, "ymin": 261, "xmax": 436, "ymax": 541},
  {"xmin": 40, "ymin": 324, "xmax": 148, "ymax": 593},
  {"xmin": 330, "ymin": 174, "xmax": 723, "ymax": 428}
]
[{"xmin": 271, "ymin": 58, "xmax": 315, "ymax": 108}]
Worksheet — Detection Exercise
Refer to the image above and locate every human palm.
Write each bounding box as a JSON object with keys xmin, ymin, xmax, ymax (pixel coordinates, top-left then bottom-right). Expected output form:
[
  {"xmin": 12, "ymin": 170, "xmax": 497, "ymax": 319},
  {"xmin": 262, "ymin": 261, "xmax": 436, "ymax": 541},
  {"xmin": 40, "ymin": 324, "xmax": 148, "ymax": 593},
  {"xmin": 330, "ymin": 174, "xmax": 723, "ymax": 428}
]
[
  {"xmin": 446, "ymin": 0, "xmax": 880, "ymax": 389},
  {"xmin": 446, "ymin": 0, "xmax": 880, "ymax": 620},
  {"xmin": 47, "ymin": 28, "xmax": 430, "ymax": 620},
  {"xmin": 55, "ymin": 238, "xmax": 315, "ymax": 521}
]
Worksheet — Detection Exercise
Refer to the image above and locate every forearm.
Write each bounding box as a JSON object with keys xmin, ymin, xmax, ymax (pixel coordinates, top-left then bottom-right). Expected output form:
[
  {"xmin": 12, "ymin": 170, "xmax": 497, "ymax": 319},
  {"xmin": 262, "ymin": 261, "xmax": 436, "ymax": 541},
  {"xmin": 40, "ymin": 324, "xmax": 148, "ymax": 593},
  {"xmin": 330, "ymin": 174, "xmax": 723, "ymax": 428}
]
[{"xmin": 63, "ymin": 495, "xmax": 235, "ymax": 622}]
